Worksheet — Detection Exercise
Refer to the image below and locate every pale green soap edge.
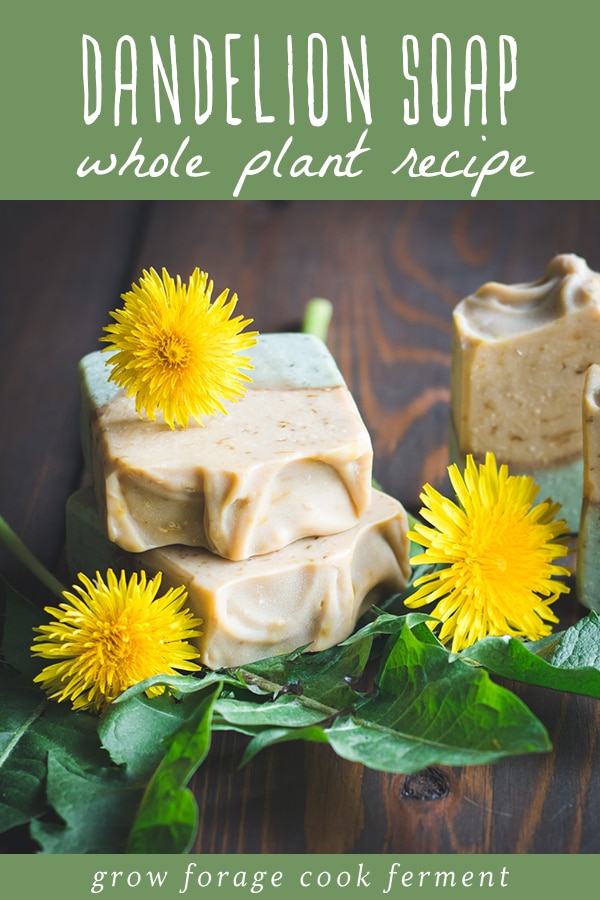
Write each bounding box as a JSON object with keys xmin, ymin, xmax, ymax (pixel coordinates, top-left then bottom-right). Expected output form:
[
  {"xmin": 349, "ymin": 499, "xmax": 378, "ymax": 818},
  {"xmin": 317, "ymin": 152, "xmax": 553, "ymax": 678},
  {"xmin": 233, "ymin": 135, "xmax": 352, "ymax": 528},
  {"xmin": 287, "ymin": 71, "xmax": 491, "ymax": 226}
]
[
  {"xmin": 448, "ymin": 421, "xmax": 583, "ymax": 533},
  {"xmin": 577, "ymin": 500, "xmax": 600, "ymax": 612},
  {"xmin": 80, "ymin": 333, "xmax": 345, "ymax": 404},
  {"xmin": 78, "ymin": 351, "xmax": 120, "ymax": 474},
  {"xmin": 248, "ymin": 333, "xmax": 345, "ymax": 389}
]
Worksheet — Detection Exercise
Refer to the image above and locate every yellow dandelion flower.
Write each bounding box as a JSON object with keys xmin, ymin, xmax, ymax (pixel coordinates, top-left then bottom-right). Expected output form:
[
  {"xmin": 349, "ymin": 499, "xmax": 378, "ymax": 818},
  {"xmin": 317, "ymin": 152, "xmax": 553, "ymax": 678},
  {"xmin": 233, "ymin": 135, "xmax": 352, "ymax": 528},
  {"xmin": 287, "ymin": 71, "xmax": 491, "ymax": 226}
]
[
  {"xmin": 31, "ymin": 569, "xmax": 203, "ymax": 713},
  {"xmin": 405, "ymin": 452, "xmax": 571, "ymax": 653},
  {"xmin": 101, "ymin": 267, "xmax": 258, "ymax": 429}
]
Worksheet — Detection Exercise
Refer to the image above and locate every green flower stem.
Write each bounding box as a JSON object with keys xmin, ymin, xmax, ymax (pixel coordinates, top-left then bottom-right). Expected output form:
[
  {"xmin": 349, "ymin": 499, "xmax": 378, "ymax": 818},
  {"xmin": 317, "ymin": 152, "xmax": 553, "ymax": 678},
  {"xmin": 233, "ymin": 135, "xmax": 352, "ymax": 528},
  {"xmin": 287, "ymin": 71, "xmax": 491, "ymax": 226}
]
[
  {"xmin": 0, "ymin": 515, "xmax": 66, "ymax": 599},
  {"xmin": 302, "ymin": 298, "xmax": 333, "ymax": 344}
]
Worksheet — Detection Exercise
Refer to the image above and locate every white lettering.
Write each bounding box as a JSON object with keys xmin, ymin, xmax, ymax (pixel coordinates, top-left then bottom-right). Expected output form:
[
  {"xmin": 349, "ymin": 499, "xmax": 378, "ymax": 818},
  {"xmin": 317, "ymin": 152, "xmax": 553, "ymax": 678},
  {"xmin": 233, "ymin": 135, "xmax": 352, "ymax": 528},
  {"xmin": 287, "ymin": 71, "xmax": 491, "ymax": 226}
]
[
  {"xmin": 402, "ymin": 35, "xmax": 419, "ymax": 124},
  {"xmin": 499, "ymin": 35, "xmax": 517, "ymax": 124},
  {"xmin": 465, "ymin": 35, "xmax": 487, "ymax": 125},
  {"xmin": 254, "ymin": 35, "xmax": 275, "ymax": 123},
  {"xmin": 432, "ymin": 33, "xmax": 452, "ymax": 126},
  {"xmin": 151, "ymin": 35, "xmax": 180, "ymax": 124},
  {"xmin": 193, "ymin": 35, "xmax": 213, "ymax": 125},
  {"xmin": 114, "ymin": 35, "xmax": 137, "ymax": 125},
  {"xmin": 391, "ymin": 145, "xmax": 533, "ymax": 197},
  {"xmin": 307, "ymin": 33, "xmax": 328, "ymax": 126},
  {"xmin": 82, "ymin": 35, "xmax": 102, "ymax": 124},
  {"xmin": 225, "ymin": 34, "xmax": 241, "ymax": 124},
  {"xmin": 341, "ymin": 36, "xmax": 371, "ymax": 124}
]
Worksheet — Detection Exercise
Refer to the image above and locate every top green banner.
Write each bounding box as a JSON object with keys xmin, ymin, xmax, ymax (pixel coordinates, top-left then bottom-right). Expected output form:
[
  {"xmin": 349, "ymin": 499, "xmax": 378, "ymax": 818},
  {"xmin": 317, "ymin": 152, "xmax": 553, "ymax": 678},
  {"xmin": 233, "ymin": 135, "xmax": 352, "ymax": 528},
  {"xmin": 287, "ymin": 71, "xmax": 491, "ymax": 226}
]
[{"xmin": 2, "ymin": 0, "xmax": 599, "ymax": 199}]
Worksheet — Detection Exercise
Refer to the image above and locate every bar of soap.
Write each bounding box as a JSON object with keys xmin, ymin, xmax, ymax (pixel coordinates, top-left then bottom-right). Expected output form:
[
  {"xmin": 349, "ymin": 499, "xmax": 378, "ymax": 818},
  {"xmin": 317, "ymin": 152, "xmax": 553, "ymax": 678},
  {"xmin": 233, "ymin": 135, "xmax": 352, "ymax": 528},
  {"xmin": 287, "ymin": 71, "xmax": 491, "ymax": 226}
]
[
  {"xmin": 80, "ymin": 333, "xmax": 373, "ymax": 559},
  {"xmin": 451, "ymin": 254, "xmax": 600, "ymax": 529},
  {"xmin": 66, "ymin": 487, "xmax": 411, "ymax": 669},
  {"xmin": 577, "ymin": 364, "xmax": 600, "ymax": 611}
]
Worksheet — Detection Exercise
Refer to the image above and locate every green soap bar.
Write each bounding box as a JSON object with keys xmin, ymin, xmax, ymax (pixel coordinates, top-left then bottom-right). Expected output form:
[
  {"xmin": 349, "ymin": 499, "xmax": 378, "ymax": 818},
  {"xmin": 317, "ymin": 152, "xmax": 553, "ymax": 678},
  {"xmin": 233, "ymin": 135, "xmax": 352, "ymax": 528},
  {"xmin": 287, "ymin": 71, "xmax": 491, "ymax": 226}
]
[{"xmin": 66, "ymin": 487, "xmax": 411, "ymax": 669}]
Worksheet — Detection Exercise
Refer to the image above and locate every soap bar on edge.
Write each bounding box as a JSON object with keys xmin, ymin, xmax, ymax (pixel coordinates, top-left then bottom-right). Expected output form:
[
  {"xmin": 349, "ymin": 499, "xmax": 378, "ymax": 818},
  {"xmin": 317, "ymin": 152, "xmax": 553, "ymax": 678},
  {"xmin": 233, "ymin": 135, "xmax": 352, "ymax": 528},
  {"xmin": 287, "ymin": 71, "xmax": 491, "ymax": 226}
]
[
  {"xmin": 450, "ymin": 254, "xmax": 600, "ymax": 529},
  {"xmin": 80, "ymin": 333, "xmax": 373, "ymax": 559},
  {"xmin": 577, "ymin": 364, "xmax": 600, "ymax": 611},
  {"xmin": 66, "ymin": 487, "xmax": 411, "ymax": 669}
]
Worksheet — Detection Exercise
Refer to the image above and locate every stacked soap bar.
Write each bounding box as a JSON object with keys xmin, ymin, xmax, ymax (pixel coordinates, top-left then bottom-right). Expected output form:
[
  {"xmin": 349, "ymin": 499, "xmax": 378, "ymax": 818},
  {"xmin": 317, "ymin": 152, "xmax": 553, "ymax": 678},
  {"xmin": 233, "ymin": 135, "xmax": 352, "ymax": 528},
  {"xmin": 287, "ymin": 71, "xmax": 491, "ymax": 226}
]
[
  {"xmin": 80, "ymin": 333, "xmax": 374, "ymax": 558},
  {"xmin": 70, "ymin": 333, "xmax": 411, "ymax": 667},
  {"xmin": 450, "ymin": 254, "xmax": 600, "ymax": 530},
  {"xmin": 68, "ymin": 487, "xmax": 409, "ymax": 668}
]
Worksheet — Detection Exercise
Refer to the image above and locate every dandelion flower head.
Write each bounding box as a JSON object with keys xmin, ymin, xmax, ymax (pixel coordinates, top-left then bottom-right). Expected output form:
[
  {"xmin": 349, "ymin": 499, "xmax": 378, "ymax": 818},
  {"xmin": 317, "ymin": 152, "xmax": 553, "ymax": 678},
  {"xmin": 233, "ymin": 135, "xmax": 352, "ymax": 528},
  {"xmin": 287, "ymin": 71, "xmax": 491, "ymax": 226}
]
[
  {"xmin": 405, "ymin": 452, "xmax": 571, "ymax": 653},
  {"xmin": 31, "ymin": 569, "xmax": 202, "ymax": 713},
  {"xmin": 101, "ymin": 267, "xmax": 258, "ymax": 429}
]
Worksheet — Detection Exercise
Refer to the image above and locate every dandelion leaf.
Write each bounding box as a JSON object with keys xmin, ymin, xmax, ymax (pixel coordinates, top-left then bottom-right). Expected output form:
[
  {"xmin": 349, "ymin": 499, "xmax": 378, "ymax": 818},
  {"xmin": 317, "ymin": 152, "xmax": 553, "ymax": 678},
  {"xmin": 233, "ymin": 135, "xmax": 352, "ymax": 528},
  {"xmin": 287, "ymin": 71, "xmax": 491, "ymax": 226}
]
[
  {"xmin": 462, "ymin": 611, "xmax": 600, "ymax": 698},
  {"xmin": 238, "ymin": 621, "xmax": 550, "ymax": 770}
]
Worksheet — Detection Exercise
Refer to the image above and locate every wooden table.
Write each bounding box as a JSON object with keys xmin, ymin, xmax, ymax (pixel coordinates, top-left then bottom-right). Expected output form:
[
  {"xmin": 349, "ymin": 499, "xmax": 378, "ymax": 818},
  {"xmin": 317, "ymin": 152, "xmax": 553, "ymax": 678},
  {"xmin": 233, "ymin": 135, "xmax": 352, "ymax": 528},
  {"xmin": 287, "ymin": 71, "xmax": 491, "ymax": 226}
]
[{"xmin": 2, "ymin": 200, "xmax": 600, "ymax": 854}]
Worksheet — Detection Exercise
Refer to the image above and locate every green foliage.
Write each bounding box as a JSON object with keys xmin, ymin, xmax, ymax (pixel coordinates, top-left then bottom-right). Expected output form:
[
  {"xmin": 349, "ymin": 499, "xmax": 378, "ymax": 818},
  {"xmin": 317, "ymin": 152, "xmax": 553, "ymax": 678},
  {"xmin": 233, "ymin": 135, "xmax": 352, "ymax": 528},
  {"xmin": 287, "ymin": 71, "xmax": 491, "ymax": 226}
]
[
  {"xmin": 30, "ymin": 754, "xmax": 143, "ymax": 853},
  {"xmin": 0, "ymin": 587, "xmax": 109, "ymax": 834},
  {"xmin": 2, "ymin": 579, "xmax": 600, "ymax": 853},
  {"xmin": 462, "ymin": 611, "xmax": 600, "ymax": 697},
  {"xmin": 238, "ymin": 621, "xmax": 550, "ymax": 770},
  {"xmin": 99, "ymin": 690, "xmax": 195, "ymax": 782},
  {"xmin": 127, "ymin": 684, "xmax": 221, "ymax": 853}
]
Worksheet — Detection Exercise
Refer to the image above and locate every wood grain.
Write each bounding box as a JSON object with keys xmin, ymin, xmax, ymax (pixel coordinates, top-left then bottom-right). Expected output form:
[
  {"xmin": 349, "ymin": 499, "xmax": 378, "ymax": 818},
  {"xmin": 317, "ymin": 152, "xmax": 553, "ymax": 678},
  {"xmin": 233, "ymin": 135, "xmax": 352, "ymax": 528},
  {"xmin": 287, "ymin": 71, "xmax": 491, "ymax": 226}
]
[
  {"xmin": 0, "ymin": 201, "xmax": 143, "ymax": 594},
  {"xmin": 2, "ymin": 200, "xmax": 600, "ymax": 853}
]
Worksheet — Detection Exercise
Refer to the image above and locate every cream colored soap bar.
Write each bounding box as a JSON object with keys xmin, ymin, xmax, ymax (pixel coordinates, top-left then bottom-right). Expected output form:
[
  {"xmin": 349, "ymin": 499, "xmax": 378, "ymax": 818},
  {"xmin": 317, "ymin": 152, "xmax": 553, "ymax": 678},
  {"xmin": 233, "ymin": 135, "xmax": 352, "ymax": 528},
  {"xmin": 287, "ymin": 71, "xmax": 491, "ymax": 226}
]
[
  {"xmin": 80, "ymin": 333, "xmax": 373, "ymax": 559},
  {"xmin": 577, "ymin": 364, "xmax": 600, "ymax": 611},
  {"xmin": 451, "ymin": 254, "xmax": 600, "ymax": 528},
  {"xmin": 67, "ymin": 487, "xmax": 411, "ymax": 669}
]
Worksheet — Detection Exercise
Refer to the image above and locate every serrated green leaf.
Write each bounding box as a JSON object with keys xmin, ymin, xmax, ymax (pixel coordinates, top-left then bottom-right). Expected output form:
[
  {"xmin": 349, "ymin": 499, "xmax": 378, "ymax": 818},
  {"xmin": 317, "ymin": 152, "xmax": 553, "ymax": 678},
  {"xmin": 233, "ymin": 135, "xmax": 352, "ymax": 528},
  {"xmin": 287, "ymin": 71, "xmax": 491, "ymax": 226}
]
[
  {"xmin": 100, "ymin": 672, "xmax": 253, "ymax": 781},
  {"xmin": 347, "ymin": 624, "xmax": 550, "ymax": 769},
  {"xmin": 32, "ymin": 684, "xmax": 224, "ymax": 854},
  {"xmin": 532, "ymin": 611, "xmax": 600, "ymax": 668},
  {"xmin": 0, "ymin": 668, "xmax": 110, "ymax": 834},
  {"xmin": 30, "ymin": 753, "xmax": 143, "ymax": 853},
  {"xmin": 99, "ymin": 691, "xmax": 193, "ymax": 782},
  {"xmin": 462, "ymin": 611, "xmax": 600, "ymax": 698},
  {"xmin": 126, "ymin": 683, "xmax": 221, "ymax": 853},
  {"xmin": 0, "ymin": 673, "xmax": 49, "ymax": 830}
]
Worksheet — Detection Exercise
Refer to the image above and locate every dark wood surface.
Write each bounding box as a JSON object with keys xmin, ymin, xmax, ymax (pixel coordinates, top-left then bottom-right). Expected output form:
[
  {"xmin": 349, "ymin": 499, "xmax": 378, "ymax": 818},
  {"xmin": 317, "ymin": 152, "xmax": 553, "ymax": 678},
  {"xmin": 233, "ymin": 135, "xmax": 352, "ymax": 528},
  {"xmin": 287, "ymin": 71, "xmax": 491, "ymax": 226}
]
[{"xmin": 2, "ymin": 200, "xmax": 600, "ymax": 854}]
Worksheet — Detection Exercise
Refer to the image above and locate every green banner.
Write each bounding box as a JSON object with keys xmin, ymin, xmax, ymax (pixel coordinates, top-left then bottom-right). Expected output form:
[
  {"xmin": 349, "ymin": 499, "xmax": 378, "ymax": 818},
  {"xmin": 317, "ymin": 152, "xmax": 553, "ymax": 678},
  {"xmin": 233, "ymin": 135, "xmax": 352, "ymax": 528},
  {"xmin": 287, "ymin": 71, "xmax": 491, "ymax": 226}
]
[
  {"xmin": 2, "ymin": 853, "xmax": 599, "ymax": 898},
  {"xmin": 2, "ymin": 0, "xmax": 599, "ymax": 198}
]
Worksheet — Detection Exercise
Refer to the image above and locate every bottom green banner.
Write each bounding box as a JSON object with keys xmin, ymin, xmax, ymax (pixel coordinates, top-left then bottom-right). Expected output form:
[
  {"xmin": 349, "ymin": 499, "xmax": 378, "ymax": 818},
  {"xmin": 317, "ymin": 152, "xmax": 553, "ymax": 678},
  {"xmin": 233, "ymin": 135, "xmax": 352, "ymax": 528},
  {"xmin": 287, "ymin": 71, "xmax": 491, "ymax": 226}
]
[{"xmin": 0, "ymin": 854, "xmax": 593, "ymax": 898}]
